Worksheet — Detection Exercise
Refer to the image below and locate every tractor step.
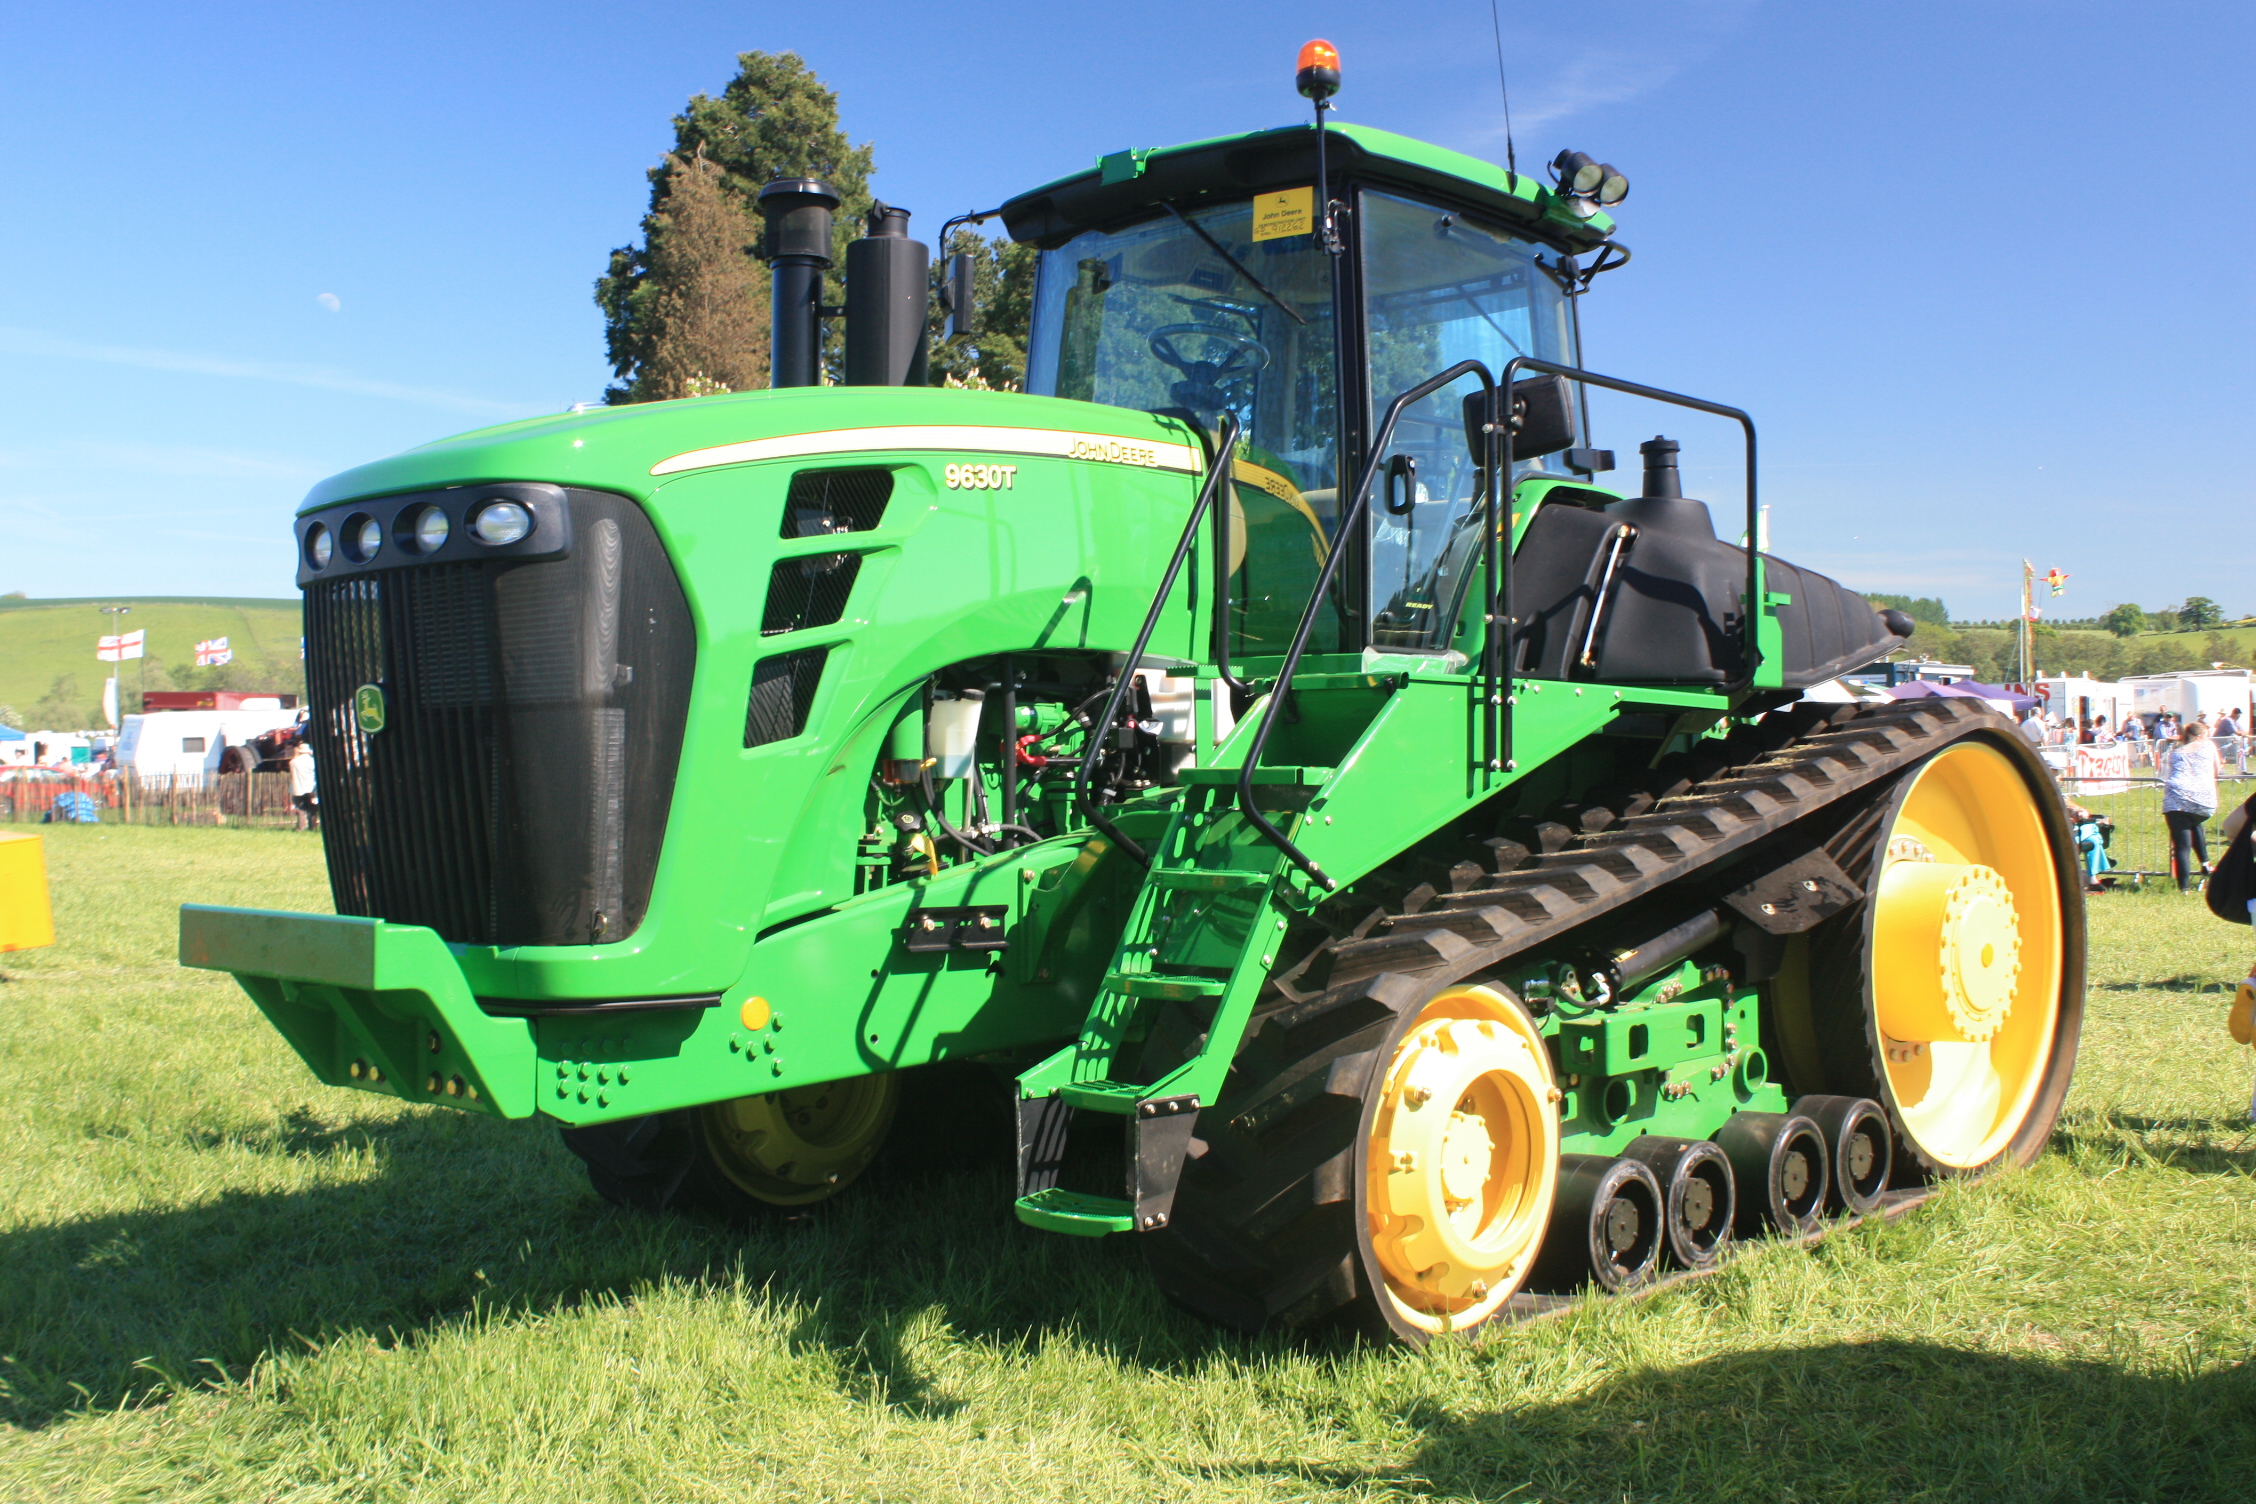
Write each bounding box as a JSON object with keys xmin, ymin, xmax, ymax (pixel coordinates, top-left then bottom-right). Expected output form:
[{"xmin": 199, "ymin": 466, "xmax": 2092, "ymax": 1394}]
[
  {"xmin": 1056, "ymin": 1078, "xmax": 1147, "ymax": 1111},
  {"xmin": 1102, "ymin": 971, "xmax": 1227, "ymax": 1001},
  {"xmin": 1013, "ymin": 1187, "xmax": 1136, "ymax": 1236}
]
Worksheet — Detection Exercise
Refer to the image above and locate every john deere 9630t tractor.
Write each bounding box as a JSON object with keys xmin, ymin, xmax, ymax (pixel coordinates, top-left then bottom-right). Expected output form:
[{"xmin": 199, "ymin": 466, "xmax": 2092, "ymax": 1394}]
[{"xmin": 183, "ymin": 45, "xmax": 2082, "ymax": 1342}]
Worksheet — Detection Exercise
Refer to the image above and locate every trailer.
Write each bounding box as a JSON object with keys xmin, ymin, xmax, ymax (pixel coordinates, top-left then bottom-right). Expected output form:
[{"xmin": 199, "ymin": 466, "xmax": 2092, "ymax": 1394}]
[
  {"xmin": 2124, "ymin": 669, "xmax": 2252, "ymax": 729},
  {"xmin": 120, "ymin": 708, "xmax": 302, "ymax": 781}
]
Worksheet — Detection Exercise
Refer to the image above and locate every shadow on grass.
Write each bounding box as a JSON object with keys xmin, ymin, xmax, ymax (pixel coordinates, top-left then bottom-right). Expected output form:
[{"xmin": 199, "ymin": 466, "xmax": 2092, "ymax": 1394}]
[
  {"xmin": 1336, "ymin": 1341, "xmax": 2256, "ymax": 1503},
  {"xmin": 2095, "ymin": 975, "xmax": 2234, "ymax": 994},
  {"xmin": 2054, "ymin": 1108, "xmax": 2256, "ymax": 1176},
  {"xmin": 0, "ymin": 1107, "xmax": 1272, "ymax": 1429}
]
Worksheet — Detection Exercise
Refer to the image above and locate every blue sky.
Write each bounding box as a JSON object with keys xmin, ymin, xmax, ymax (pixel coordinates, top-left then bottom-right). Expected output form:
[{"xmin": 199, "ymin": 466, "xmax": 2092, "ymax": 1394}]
[{"xmin": 2, "ymin": 0, "xmax": 2249, "ymax": 619}]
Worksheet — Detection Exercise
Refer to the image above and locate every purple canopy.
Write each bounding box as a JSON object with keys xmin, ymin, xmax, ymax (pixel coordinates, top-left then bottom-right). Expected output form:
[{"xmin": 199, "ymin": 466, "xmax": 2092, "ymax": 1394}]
[{"xmin": 1885, "ymin": 680, "xmax": 2038, "ymax": 714}]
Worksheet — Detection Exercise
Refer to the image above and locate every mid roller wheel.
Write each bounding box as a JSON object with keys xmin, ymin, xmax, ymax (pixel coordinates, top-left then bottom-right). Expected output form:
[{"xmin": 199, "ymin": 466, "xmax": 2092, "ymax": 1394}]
[{"xmin": 1775, "ymin": 733, "xmax": 2085, "ymax": 1177}]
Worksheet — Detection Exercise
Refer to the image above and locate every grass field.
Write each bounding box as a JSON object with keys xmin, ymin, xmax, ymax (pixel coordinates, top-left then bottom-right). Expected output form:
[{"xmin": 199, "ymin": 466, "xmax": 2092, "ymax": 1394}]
[
  {"xmin": 0, "ymin": 599, "xmax": 302, "ymax": 724},
  {"xmin": 2, "ymin": 828, "xmax": 2254, "ymax": 1502}
]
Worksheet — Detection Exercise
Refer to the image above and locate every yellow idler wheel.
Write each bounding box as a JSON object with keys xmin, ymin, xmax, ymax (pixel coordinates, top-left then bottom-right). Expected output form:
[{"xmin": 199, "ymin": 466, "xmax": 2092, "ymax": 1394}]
[
  {"xmin": 1363, "ymin": 984, "xmax": 1559, "ymax": 1334},
  {"xmin": 698, "ymin": 1074, "xmax": 900, "ymax": 1207},
  {"xmin": 1866, "ymin": 739, "xmax": 2068, "ymax": 1168}
]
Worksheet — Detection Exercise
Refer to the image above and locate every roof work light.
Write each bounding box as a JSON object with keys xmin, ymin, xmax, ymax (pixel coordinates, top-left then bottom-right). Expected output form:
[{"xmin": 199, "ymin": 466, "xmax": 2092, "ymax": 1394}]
[
  {"xmin": 1549, "ymin": 149, "xmax": 1629, "ymax": 218},
  {"xmin": 1296, "ymin": 39, "xmax": 1341, "ymax": 101}
]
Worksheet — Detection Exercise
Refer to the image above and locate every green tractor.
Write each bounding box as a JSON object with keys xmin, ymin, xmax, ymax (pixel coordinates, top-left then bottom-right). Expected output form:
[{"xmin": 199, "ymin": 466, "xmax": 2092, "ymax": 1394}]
[{"xmin": 182, "ymin": 47, "xmax": 2083, "ymax": 1343}]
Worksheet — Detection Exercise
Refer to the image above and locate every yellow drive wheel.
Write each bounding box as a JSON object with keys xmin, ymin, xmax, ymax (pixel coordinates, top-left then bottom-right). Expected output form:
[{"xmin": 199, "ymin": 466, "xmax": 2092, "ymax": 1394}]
[
  {"xmin": 1778, "ymin": 733, "xmax": 2083, "ymax": 1175},
  {"xmin": 1361, "ymin": 984, "xmax": 1559, "ymax": 1335},
  {"xmin": 699, "ymin": 1073, "xmax": 900, "ymax": 1207}
]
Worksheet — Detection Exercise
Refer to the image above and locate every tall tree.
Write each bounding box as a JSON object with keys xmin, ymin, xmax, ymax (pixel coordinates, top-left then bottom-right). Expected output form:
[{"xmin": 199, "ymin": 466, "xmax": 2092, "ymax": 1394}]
[
  {"xmin": 2179, "ymin": 595, "xmax": 2224, "ymax": 630},
  {"xmin": 598, "ymin": 52, "xmax": 874, "ymax": 402},
  {"xmin": 616, "ymin": 152, "xmax": 770, "ymax": 402},
  {"xmin": 2101, "ymin": 602, "xmax": 2147, "ymax": 638}
]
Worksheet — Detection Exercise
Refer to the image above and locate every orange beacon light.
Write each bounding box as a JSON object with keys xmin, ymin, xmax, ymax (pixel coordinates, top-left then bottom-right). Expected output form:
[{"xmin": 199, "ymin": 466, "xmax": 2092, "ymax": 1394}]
[{"xmin": 1296, "ymin": 39, "xmax": 1340, "ymax": 102}]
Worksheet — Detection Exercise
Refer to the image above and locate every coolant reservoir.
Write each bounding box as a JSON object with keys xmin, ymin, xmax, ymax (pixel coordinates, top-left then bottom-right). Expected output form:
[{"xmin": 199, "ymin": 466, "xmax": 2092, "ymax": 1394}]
[{"xmin": 926, "ymin": 691, "xmax": 985, "ymax": 780}]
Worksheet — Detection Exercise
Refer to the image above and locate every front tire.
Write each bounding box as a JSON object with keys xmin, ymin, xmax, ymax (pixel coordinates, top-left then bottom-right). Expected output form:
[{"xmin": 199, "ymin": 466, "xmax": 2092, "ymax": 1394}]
[
  {"xmin": 1146, "ymin": 977, "xmax": 1559, "ymax": 1344},
  {"xmin": 562, "ymin": 1072, "xmax": 900, "ymax": 1220}
]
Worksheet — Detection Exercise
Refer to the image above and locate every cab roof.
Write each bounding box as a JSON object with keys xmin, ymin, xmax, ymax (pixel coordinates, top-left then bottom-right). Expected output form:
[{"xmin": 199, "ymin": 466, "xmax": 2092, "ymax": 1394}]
[{"xmin": 998, "ymin": 120, "xmax": 1616, "ymax": 252}]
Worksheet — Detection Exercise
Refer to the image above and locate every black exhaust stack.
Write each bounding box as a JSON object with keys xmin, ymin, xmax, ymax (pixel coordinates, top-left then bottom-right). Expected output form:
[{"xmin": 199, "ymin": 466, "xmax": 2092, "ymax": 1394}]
[
  {"xmin": 845, "ymin": 202, "xmax": 930, "ymax": 387},
  {"xmin": 757, "ymin": 177, "xmax": 840, "ymax": 389},
  {"xmin": 1638, "ymin": 435, "xmax": 1683, "ymax": 498}
]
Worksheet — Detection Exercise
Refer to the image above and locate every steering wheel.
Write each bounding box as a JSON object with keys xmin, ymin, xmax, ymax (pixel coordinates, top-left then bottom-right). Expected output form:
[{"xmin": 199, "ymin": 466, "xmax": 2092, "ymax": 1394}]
[
  {"xmin": 1147, "ymin": 323, "xmax": 1271, "ymax": 379},
  {"xmin": 1147, "ymin": 323, "xmax": 1270, "ymax": 414}
]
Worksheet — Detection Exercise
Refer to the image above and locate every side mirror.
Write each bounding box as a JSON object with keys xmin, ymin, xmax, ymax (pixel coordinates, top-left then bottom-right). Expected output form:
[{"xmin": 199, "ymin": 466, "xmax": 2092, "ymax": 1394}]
[
  {"xmin": 1461, "ymin": 373, "xmax": 1578, "ymax": 465},
  {"xmin": 943, "ymin": 253, "xmax": 977, "ymax": 339}
]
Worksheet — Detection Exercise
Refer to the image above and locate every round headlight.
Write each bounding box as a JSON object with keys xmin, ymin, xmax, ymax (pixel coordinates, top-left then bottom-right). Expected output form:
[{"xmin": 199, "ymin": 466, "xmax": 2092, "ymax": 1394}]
[
  {"xmin": 470, "ymin": 499, "xmax": 533, "ymax": 546},
  {"xmin": 410, "ymin": 505, "xmax": 450, "ymax": 553},
  {"xmin": 349, "ymin": 514, "xmax": 383, "ymax": 562},
  {"xmin": 305, "ymin": 522, "xmax": 333, "ymax": 570}
]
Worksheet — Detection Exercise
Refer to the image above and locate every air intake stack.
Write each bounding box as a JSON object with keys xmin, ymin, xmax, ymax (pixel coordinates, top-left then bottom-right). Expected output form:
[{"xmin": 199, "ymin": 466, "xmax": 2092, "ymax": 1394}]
[{"xmin": 757, "ymin": 177, "xmax": 841, "ymax": 389}]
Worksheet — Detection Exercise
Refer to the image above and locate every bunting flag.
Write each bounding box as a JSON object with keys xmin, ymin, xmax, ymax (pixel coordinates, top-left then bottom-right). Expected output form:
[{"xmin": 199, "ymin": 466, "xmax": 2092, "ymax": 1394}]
[
  {"xmin": 96, "ymin": 630, "xmax": 145, "ymax": 662},
  {"xmin": 195, "ymin": 636, "xmax": 233, "ymax": 667}
]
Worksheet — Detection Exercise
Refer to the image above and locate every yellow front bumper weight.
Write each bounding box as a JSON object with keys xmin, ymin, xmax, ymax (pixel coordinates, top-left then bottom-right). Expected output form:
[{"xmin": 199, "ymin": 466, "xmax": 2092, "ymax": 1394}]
[{"xmin": 1873, "ymin": 859, "xmax": 2022, "ymax": 1044}]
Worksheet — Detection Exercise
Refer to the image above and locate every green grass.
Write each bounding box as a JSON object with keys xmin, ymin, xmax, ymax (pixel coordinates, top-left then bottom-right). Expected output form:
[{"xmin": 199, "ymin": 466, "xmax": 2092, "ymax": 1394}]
[
  {"xmin": 0, "ymin": 600, "xmax": 303, "ymax": 724},
  {"xmin": 2, "ymin": 829, "xmax": 2255, "ymax": 1501}
]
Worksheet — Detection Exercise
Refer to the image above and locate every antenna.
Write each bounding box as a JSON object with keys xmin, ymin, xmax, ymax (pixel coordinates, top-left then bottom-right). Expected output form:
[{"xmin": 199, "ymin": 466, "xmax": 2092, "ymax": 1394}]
[{"xmin": 1489, "ymin": 0, "xmax": 1518, "ymax": 184}]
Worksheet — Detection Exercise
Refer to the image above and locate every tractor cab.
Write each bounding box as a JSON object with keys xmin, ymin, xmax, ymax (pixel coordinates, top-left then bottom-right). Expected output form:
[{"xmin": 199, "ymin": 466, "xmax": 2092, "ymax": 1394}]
[
  {"xmin": 1006, "ymin": 120, "xmax": 1901, "ymax": 689},
  {"xmin": 1010, "ymin": 122, "xmax": 1594, "ymax": 662}
]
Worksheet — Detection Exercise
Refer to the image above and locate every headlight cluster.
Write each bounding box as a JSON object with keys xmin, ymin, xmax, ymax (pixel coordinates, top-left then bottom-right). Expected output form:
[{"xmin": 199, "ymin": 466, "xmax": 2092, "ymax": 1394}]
[{"xmin": 301, "ymin": 496, "xmax": 536, "ymax": 572}]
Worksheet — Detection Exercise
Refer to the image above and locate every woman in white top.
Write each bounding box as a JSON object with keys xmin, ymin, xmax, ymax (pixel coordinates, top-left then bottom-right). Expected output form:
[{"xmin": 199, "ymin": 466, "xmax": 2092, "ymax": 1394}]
[{"xmin": 2163, "ymin": 720, "xmax": 2221, "ymax": 892}]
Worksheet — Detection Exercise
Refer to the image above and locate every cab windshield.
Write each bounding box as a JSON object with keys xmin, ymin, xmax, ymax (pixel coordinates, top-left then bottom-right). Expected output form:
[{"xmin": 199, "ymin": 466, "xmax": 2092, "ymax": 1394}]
[
  {"xmin": 1023, "ymin": 183, "xmax": 1579, "ymax": 660},
  {"xmin": 1025, "ymin": 198, "xmax": 1343, "ymax": 656},
  {"xmin": 1361, "ymin": 190, "xmax": 1578, "ymax": 652}
]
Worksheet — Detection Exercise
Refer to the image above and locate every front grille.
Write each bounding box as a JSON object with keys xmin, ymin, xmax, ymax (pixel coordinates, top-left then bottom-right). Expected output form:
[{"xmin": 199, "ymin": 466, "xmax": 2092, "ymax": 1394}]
[{"xmin": 303, "ymin": 488, "xmax": 694, "ymax": 947}]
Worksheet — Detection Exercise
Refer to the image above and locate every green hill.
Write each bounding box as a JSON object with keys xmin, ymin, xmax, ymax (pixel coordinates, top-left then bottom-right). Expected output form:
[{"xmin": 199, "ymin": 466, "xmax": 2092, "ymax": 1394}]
[{"xmin": 0, "ymin": 597, "xmax": 304, "ymax": 731}]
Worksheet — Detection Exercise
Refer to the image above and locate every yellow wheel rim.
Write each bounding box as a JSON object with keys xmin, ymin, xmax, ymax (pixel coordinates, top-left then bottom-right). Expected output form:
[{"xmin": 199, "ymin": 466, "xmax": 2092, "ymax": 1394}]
[
  {"xmin": 699, "ymin": 1073, "xmax": 899, "ymax": 1207},
  {"xmin": 1870, "ymin": 740, "xmax": 2065, "ymax": 1168},
  {"xmin": 1366, "ymin": 985, "xmax": 1559, "ymax": 1333}
]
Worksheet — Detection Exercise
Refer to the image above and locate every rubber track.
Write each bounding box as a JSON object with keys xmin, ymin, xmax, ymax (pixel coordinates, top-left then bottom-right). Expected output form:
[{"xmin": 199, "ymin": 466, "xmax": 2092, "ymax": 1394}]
[
  {"xmin": 1322, "ymin": 696, "xmax": 2007, "ymax": 996},
  {"xmin": 1146, "ymin": 696, "xmax": 2009, "ymax": 1336}
]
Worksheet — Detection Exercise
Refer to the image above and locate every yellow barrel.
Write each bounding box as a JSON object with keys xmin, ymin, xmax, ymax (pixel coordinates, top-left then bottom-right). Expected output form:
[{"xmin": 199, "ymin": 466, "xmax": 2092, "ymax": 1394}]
[{"xmin": 0, "ymin": 832, "xmax": 56, "ymax": 953}]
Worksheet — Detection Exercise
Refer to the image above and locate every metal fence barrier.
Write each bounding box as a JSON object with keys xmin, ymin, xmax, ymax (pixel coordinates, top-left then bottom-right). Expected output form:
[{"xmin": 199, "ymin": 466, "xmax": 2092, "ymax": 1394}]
[
  {"xmin": 0, "ymin": 772, "xmax": 308, "ymax": 828},
  {"xmin": 2060, "ymin": 772, "xmax": 2253, "ymax": 890}
]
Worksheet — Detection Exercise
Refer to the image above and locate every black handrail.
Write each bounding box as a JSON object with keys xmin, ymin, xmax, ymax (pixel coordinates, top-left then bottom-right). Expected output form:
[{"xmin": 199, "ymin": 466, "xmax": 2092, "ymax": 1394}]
[
  {"xmin": 1236, "ymin": 359, "xmax": 1497, "ymax": 891},
  {"xmin": 1491, "ymin": 358, "xmax": 1761, "ymax": 762},
  {"xmin": 1075, "ymin": 411, "xmax": 1242, "ymax": 867}
]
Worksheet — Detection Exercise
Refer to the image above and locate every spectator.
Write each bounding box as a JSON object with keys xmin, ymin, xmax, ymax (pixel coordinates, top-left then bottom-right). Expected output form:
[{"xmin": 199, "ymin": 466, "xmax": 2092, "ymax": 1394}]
[
  {"xmin": 2092, "ymin": 715, "xmax": 2114, "ymax": 745},
  {"xmin": 289, "ymin": 739, "xmax": 319, "ymax": 831},
  {"xmin": 2213, "ymin": 794, "xmax": 2255, "ymax": 1119},
  {"xmin": 2063, "ymin": 791, "xmax": 2114, "ymax": 893},
  {"xmin": 2219, "ymin": 707, "xmax": 2248, "ymax": 774},
  {"xmin": 2020, "ymin": 706, "xmax": 2047, "ymax": 748},
  {"xmin": 2163, "ymin": 720, "xmax": 2221, "ymax": 893},
  {"xmin": 2125, "ymin": 715, "xmax": 2150, "ymax": 767}
]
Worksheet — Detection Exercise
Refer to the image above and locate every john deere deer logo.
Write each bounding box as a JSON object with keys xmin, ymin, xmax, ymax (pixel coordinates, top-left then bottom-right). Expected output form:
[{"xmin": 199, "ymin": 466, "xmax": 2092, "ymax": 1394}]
[{"xmin": 353, "ymin": 684, "xmax": 387, "ymax": 734}]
